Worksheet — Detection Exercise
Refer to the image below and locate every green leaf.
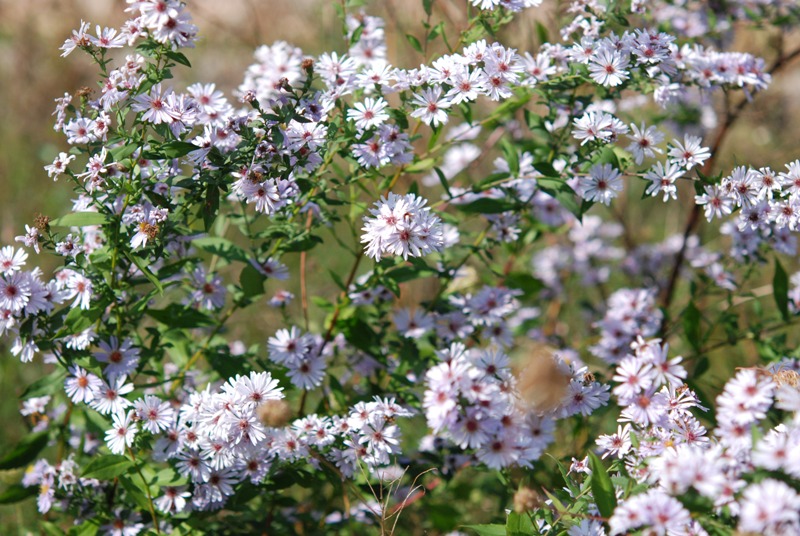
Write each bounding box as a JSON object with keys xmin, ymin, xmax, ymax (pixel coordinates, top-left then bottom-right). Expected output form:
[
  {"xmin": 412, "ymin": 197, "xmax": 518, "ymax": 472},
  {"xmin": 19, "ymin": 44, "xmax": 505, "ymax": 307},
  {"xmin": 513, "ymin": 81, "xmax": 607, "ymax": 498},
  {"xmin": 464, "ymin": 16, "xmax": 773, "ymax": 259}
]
[
  {"xmin": 158, "ymin": 140, "xmax": 197, "ymax": 158},
  {"xmin": 202, "ymin": 184, "xmax": 220, "ymax": 232},
  {"xmin": 504, "ymin": 273, "xmax": 544, "ymax": 299},
  {"xmin": 683, "ymin": 301, "xmax": 702, "ymax": 351},
  {"xmin": 406, "ymin": 34, "xmax": 423, "ymax": 53},
  {"xmin": 21, "ymin": 369, "xmax": 67, "ymax": 398},
  {"xmin": 69, "ymin": 521, "xmax": 99, "ymax": 536},
  {"xmin": 500, "ymin": 139, "xmax": 519, "ymax": 176},
  {"xmin": 541, "ymin": 489, "xmax": 567, "ymax": 514},
  {"xmin": 0, "ymin": 484, "xmax": 37, "ymax": 504},
  {"xmin": 0, "ymin": 431, "xmax": 49, "ymax": 470},
  {"xmin": 81, "ymin": 455, "xmax": 133, "ymax": 480},
  {"xmin": 61, "ymin": 304, "xmax": 104, "ymax": 335},
  {"xmin": 537, "ymin": 177, "xmax": 582, "ymax": 218},
  {"xmin": 484, "ymin": 92, "xmax": 531, "ymax": 129},
  {"xmin": 240, "ymin": 264, "xmax": 266, "ymax": 298},
  {"xmin": 534, "ymin": 21, "xmax": 549, "ymax": 44},
  {"xmin": 405, "ymin": 158, "xmax": 436, "ymax": 173},
  {"xmin": 350, "ymin": 24, "xmax": 364, "ymax": 45},
  {"xmin": 422, "ymin": 0, "xmax": 434, "ymax": 16},
  {"xmin": 774, "ymin": 257, "xmax": 790, "ymax": 321},
  {"xmin": 593, "ymin": 146, "xmax": 623, "ymax": 169},
  {"xmin": 433, "ymin": 167, "xmax": 453, "ymax": 198},
  {"xmin": 193, "ymin": 237, "xmax": 249, "ymax": 263},
  {"xmin": 283, "ymin": 233, "xmax": 323, "ymax": 252},
  {"xmin": 123, "ymin": 251, "xmax": 164, "ymax": 294},
  {"xmin": 50, "ymin": 212, "xmax": 107, "ymax": 228},
  {"xmin": 456, "ymin": 198, "xmax": 518, "ymax": 214},
  {"xmin": 40, "ymin": 521, "xmax": 64, "ymax": 536},
  {"xmin": 506, "ymin": 512, "xmax": 536, "ymax": 535},
  {"xmin": 109, "ymin": 143, "xmax": 140, "ymax": 162},
  {"xmin": 164, "ymin": 50, "xmax": 191, "ymax": 67},
  {"xmin": 532, "ymin": 162, "xmax": 559, "ymax": 178},
  {"xmin": 588, "ymin": 451, "xmax": 618, "ymax": 519},
  {"xmin": 386, "ymin": 264, "xmax": 438, "ymax": 283},
  {"xmin": 118, "ymin": 475, "xmax": 153, "ymax": 511},
  {"xmin": 340, "ymin": 316, "xmax": 381, "ymax": 355},
  {"xmin": 463, "ymin": 524, "xmax": 506, "ymax": 536},
  {"xmin": 146, "ymin": 304, "xmax": 215, "ymax": 328},
  {"xmin": 694, "ymin": 356, "xmax": 710, "ymax": 377}
]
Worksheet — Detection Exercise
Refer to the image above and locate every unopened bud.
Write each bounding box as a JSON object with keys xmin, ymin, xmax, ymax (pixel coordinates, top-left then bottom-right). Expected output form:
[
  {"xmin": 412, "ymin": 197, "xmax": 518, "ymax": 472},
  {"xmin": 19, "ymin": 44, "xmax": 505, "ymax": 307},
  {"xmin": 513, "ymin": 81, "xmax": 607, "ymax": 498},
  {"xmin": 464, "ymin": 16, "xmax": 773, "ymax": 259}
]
[{"xmin": 240, "ymin": 89, "xmax": 257, "ymax": 104}]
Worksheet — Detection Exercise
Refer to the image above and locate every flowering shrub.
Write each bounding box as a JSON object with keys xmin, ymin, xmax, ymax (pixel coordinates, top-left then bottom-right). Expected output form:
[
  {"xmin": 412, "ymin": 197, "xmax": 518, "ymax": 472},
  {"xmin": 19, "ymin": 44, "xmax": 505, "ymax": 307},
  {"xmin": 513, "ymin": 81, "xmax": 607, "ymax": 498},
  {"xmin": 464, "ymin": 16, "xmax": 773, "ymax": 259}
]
[{"xmin": 2, "ymin": 0, "xmax": 800, "ymax": 534}]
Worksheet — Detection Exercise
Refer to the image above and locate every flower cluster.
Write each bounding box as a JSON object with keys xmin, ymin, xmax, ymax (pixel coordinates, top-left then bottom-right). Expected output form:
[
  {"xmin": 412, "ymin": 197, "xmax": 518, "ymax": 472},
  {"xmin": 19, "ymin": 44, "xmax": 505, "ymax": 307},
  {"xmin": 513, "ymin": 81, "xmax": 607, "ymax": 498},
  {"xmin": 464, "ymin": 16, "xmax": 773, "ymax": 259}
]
[
  {"xmin": 3, "ymin": 0, "xmax": 800, "ymax": 533},
  {"xmin": 602, "ymin": 360, "xmax": 800, "ymax": 535},
  {"xmin": 423, "ymin": 343, "xmax": 608, "ymax": 469},
  {"xmin": 361, "ymin": 192, "xmax": 445, "ymax": 261}
]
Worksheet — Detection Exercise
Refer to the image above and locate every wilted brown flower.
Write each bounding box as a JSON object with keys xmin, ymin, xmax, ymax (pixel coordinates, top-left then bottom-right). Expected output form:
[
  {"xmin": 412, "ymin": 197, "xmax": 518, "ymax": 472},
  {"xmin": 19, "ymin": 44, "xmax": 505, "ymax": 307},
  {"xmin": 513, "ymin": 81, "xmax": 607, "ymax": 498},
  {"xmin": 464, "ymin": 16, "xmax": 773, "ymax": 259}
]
[
  {"xmin": 513, "ymin": 486, "xmax": 541, "ymax": 513},
  {"xmin": 257, "ymin": 399, "xmax": 293, "ymax": 428},
  {"xmin": 515, "ymin": 344, "xmax": 571, "ymax": 414}
]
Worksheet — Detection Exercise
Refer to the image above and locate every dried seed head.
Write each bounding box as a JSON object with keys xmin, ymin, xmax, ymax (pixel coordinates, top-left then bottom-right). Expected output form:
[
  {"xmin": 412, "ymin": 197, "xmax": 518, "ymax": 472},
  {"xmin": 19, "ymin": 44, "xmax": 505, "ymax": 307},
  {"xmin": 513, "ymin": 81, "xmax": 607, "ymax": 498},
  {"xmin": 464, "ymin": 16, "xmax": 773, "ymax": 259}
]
[
  {"xmin": 76, "ymin": 86, "xmax": 94, "ymax": 99},
  {"xmin": 34, "ymin": 214, "xmax": 50, "ymax": 232},
  {"xmin": 773, "ymin": 369, "xmax": 800, "ymax": 388},
  {"xmin": 257, "ymin": 399, "xmax": 292, "ymax": 428},
  {"xmin": 247, "ymin": 170, "xmax": 264, "ymax": 183},
  {"xmin": 513, "ymin": 486, "xmax": 541, "ymax": 513},
  {"xmin": 141, "ymin": 222, "xmax": 159, "ymax": 240},
  {"xmin": 515, "ymin": 344, "xmax": 571, "ymax": 414}
]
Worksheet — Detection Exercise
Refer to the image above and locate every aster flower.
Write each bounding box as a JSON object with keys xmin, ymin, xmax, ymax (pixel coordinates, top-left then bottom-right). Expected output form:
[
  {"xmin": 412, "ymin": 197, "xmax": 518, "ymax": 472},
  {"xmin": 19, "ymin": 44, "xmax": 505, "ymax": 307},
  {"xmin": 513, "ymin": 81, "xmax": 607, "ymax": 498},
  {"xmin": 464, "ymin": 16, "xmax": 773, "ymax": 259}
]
[
  {"xmin": 626, "ymin": 122, "xmax": 664, "ymax": 165},
  {"xmin": 94, "ymin": 337, "xmax": 140, "ymax": 380},
  {"xmin": 644, "ymin": 160, "xmax": 682, "ymax": 201},
  {"xmin": 134, "ymin": 395, "xmax": 175, "ymax": 434},
  {"xmin": 15, "ymin": 225, "xmax": 41, "ymax": 254},
  {"xmin": 64, "ymin": 366, "xmax": 103, "ymax": 404},
  {"xmin": 223, "ymin": 371, "xmax": 283, "ymax": 407},
  {"xmin": 105, "ymin": 410, "xmax": 138, "ymax": 455},
  {"xmin": 668, "ymin": 134, "xmax": 711, "ymax": 170},
  {"xmin": 409, "ymin": 86, "xmax": 451, "ymax": 127},
  {"xmin": 580, "ymin": 164, "xmax": 623, "ymax": 205},
  {"xmin": 0, "ymin": 271, "xmax": 31, "ymax": 313},
  {"xmin": 360, "ymin": 192, "xmax": 445, "ymax": 261},
  {"xmin": 90, "ymin": 376, "xmax": 134, "ymax": 415},
  {"xmin": 286, "ymin": 354, "xmax": 327, "ymax": 390},
  {"xmin": 738, "ymin": 479, "xmax": 800, "ymax": 534},
  {"xmin": 44, "ymin": 152, "xmax": 75, "ymax": 180},
  {"xmin": 190, "ymin": 266, "xmax": 226, "ymax": 310},
  {"xmin": 393, "ymin": 308, "xmax": 434, "ymax": 339},
  {"xmin": 268, "ymin": 327, "xmax": 314, "ymax": 366},
  {"xmin": 572, "ymin": 111, "xmax": 615, "ymax": 146},
  {"xmin": 346, "ymin": 97, "xmax": 389, "ymax": 131},
  {"xmin": 588, "ymin": 47, "xmax": 630, "ymax": 87},
  {"xmin": 155, "ymin": 486, "xmax": 191, "ymax": 514},
  {"xmin": 131, "ymin": 83, "xmax": 173, "ymax": 125},
  {"xmin": 695, "ymin": 184, "xmax": 734, "ymax": 222}
]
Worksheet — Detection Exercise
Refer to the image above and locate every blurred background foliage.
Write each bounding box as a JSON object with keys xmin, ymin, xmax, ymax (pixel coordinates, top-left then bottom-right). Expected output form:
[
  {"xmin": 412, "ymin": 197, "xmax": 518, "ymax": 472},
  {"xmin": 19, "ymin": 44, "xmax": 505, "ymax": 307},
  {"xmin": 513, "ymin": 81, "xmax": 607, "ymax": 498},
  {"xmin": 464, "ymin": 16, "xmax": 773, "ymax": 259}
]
[{"xmin": 1, "ymin": 0, "xmax": 799, "ymax": 533}]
